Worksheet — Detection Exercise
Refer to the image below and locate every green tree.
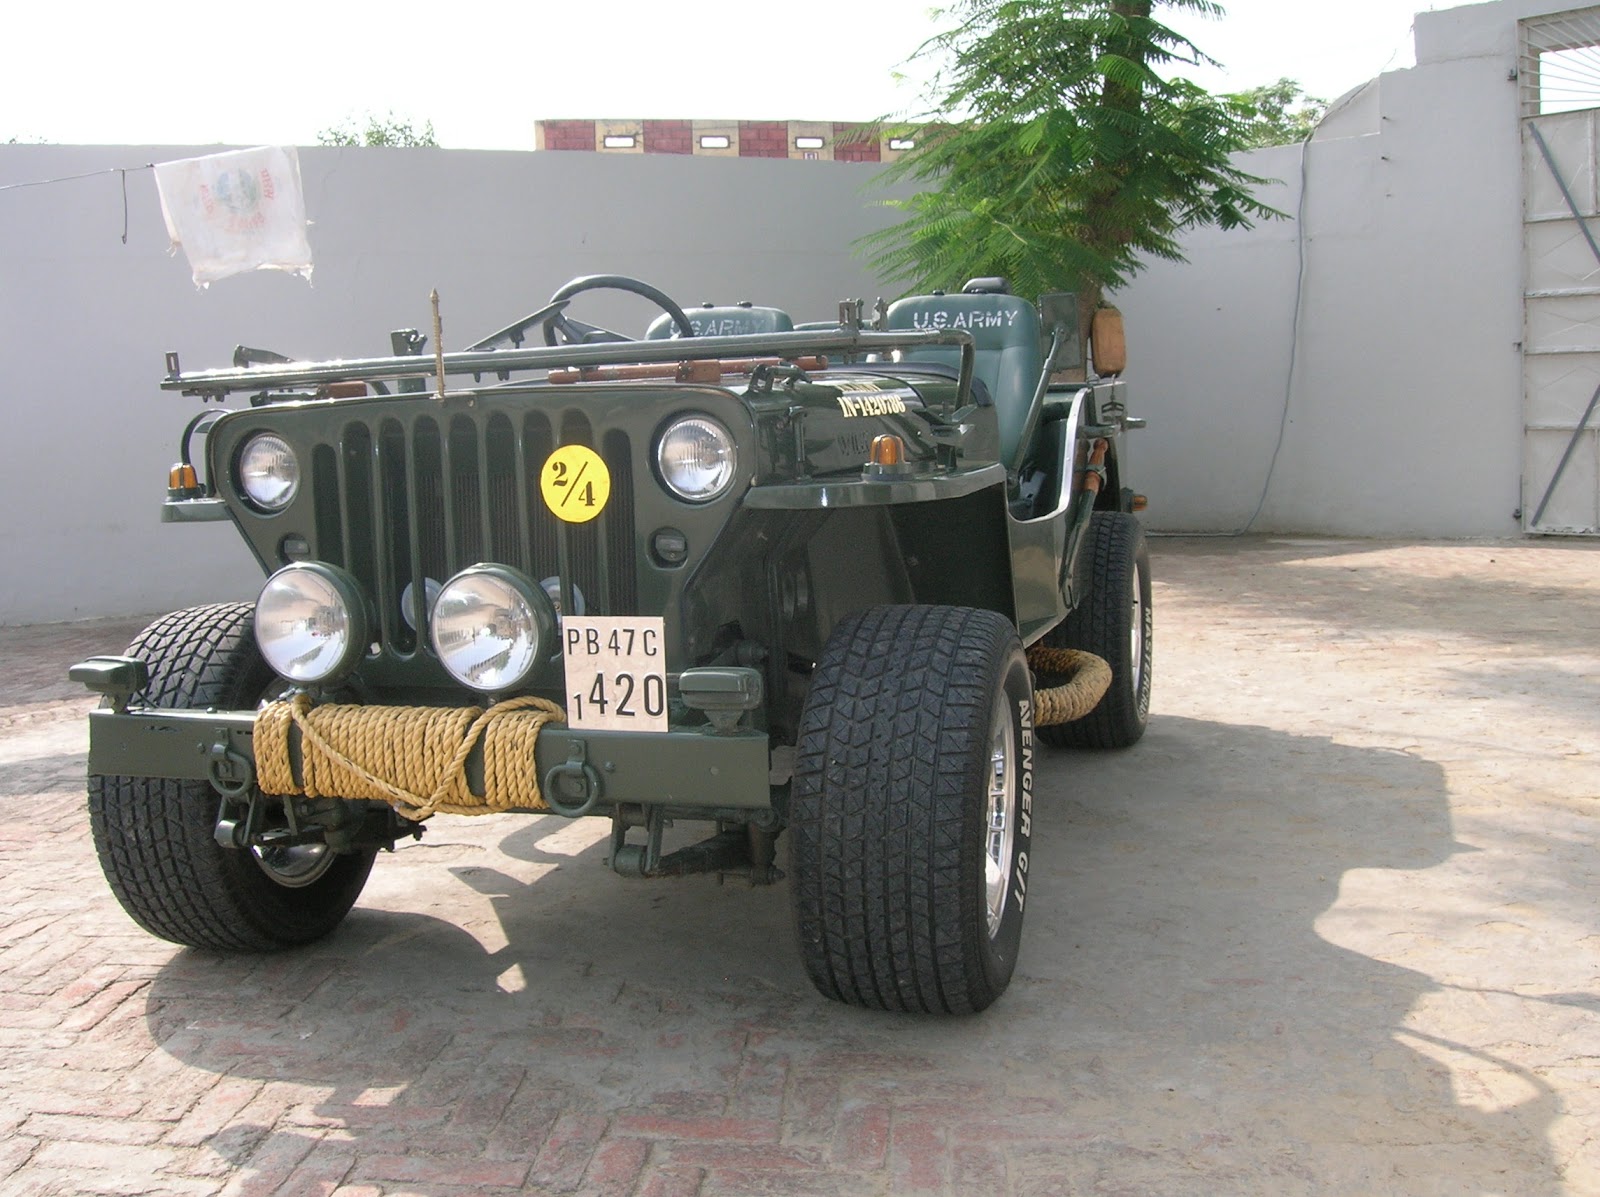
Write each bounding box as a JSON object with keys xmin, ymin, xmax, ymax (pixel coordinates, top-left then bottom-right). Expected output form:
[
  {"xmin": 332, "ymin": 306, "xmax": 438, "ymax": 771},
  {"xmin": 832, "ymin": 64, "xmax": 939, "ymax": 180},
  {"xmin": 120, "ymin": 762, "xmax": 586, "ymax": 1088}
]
[
  {"xmin": 864, "ymin": 0, "xmax": 1278, "ymax": 338},
  {"xmin": 1227, "ymin": 77, "xmax": 1327, "ymax": 147},
  {"xmin": 317, "ymin": 112, "xmax": 438, "ymax": 148}
]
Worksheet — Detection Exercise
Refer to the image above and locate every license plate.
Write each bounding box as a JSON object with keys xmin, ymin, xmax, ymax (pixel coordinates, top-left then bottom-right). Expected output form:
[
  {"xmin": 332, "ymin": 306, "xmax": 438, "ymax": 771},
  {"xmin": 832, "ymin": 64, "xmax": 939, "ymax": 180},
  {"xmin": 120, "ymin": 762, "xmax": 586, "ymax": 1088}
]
[{"xmin": 561, "ymin": 616, "xmax": 668, "ymax": 733}]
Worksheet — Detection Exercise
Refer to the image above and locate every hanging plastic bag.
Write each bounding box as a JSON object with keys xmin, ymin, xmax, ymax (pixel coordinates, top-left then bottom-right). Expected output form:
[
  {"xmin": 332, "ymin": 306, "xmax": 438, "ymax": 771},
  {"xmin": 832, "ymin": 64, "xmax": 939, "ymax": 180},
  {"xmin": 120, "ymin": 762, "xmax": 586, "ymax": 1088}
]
[{"xmin": 153, "ymin": 146, "xmax": 313, "ymax": 287}]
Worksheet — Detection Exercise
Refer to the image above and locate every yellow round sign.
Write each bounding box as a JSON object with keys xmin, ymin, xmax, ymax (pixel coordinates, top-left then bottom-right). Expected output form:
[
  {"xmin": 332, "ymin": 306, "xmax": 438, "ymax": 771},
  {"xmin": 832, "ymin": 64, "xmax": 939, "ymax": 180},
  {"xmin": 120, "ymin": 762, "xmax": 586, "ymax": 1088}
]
[{"xmin": 540, "ymin": 445, "xmax": 611, "ymax": 523}]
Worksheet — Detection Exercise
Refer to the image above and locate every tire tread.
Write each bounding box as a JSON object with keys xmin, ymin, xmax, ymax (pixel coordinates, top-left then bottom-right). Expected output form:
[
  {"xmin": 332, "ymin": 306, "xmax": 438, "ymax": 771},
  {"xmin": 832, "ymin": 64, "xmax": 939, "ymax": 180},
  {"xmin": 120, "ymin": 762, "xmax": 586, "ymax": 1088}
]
[
  {"xmin": 790, "ymin": 605, "xmax": 1025, "ymax": 1014},
  {"xmin": 87, "ymin": 604, "xmax": 372, "ymax": 952}
]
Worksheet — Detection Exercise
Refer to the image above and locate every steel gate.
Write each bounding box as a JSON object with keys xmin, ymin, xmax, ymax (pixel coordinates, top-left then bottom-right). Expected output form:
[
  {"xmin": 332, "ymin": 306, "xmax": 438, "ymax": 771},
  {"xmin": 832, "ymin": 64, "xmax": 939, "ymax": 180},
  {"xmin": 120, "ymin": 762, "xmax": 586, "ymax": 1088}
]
[{"xmin": 1520, "ymin": 8, "xmax": 1600, "ymax": 534}]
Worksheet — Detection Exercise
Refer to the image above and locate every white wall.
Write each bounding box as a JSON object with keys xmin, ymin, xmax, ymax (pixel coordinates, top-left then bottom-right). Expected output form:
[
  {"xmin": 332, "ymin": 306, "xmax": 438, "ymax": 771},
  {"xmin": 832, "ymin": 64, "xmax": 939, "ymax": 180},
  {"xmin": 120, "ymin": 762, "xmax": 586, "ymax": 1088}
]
[
  {"xmin": 1115, "ymin": 0, "xmax": 1581, "ymax": 536},
  {"xmin": 1115, "ymin": 61, "xmax": 1526, "ymax": 536},
  {"xmin": 0, "ymin": 147, "xmax": 903, "ymax": 624},
  {"xmin": 0, "ymin": 0, "xmax": 1571, "ymax": 623}
]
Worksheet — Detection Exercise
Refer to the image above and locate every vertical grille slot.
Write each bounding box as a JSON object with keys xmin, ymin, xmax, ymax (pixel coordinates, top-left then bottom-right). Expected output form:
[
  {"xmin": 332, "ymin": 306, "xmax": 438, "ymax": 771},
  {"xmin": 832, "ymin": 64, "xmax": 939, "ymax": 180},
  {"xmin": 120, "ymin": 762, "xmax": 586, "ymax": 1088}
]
[
  {"xmin": 314, "ymin": 404, "xmax": 638, "ymax": 663},
  {"xmin": 339, "ymin": 423, "xmax": 376, "ymax": 595},
  {"xmin": 379, "ymin": 420, "xmax": 415, "ymax": 652},
  {"xmin": 485, "ymin": 413, "xmax": 522, "ymax": 570},
  {"xmin": 413, "ymin": 419, "xmax": 446, "ymax": 585},
  {"xmin": 602, "ymin": 429, "xmax": 638, "ymax": 613},
  {"xmin": 524, "ymin": 412, "xmax": 558, "ymax": 586},
  {"xmin": 448, "ymin": 415, "xmax": 483, "ymax": 567},
  {"xmin": 312, "ymin": 446, "xmax": 343, "ymax": 567}
]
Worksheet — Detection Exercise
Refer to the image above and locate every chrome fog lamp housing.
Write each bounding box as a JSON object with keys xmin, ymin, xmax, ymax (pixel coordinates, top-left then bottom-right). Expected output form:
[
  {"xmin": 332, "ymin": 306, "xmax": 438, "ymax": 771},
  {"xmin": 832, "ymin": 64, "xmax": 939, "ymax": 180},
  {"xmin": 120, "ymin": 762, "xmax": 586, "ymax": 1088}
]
[
  {"xmin": 255, "ymin": 563, "xmax": 369, "ymax": 685},
  {"xmin": 238, "ymin": 433, "xmax": 300, "ymax": 511},
  {"xmin": 430, "ymin": 565, "xmax": 558, "ymax": 693},
  {"xmin": 656, "ymin": 415, "xmax": 737, "ymax": 503}
]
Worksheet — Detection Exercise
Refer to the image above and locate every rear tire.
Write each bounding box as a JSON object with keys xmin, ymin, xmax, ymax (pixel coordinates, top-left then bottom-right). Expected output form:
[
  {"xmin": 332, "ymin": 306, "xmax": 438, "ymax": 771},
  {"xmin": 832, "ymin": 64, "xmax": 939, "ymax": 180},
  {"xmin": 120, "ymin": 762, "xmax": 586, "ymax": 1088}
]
[
  {"xmin": 790, "ymin": 605, "xmax": 1035, "ymax": 1014},
  {"xmin": 1039, "ymin": 512, "xmax": 1152, "ymax": 749},
  {"xmin": 88, "ymin": 604, "xmax": 375, "ymax": 952}
]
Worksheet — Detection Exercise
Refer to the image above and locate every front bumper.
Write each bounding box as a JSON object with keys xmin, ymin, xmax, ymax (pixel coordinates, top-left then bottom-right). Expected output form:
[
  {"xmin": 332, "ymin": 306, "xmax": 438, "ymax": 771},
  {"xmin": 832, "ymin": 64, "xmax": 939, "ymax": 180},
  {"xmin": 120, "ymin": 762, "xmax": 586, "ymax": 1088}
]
[{"xmin": 85, "ymin": 706, "xmax": 773, "ymax": 815}]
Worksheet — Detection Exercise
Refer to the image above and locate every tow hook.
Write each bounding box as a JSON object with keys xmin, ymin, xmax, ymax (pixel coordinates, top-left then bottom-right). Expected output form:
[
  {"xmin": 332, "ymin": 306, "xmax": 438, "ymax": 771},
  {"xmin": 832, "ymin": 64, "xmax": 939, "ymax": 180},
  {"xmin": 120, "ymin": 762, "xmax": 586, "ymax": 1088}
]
[
  {"xmin": 543, "ymin": 740, "xmax": 601, "ymax": 817},
  {"xmin": 207, "ymin": 738, "xmax": 256, "ymax": 798}
]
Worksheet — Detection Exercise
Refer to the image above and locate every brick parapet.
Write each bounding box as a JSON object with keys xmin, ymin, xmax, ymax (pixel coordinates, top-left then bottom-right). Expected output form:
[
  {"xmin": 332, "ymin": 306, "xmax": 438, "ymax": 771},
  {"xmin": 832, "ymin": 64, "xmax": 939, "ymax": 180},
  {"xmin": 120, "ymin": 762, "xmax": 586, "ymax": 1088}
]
[
  {"xmin": 834, "ymin": 123, "xmax": 882, "ymax": 162},
  {"xmin": 644, "ymin": 120, "xmax": 694, "ymax": 154},
  {"xmin": 538, "ymin": 120, "xmax": 597, "ymax": 152},
  {"xmin": 737, "ymin": 122, "xmax": 790, "ymax": 158}
]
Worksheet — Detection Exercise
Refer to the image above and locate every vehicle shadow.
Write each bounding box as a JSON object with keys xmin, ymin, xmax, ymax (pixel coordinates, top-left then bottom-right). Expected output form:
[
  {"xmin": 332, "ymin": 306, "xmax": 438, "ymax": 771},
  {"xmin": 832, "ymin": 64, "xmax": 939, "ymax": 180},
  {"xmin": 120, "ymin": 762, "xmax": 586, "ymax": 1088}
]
[{"xmin": 138, "ymin": 713, "xmax": 1563, "ymax": 1194}]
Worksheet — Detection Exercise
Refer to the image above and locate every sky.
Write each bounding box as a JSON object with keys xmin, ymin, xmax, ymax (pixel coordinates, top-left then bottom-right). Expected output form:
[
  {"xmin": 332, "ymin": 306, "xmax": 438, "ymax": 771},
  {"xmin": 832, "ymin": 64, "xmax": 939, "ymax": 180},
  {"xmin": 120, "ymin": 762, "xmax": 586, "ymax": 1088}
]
[{"xmin": 5, "ymin": 0, "xmax": 1425, "ymax": 151}]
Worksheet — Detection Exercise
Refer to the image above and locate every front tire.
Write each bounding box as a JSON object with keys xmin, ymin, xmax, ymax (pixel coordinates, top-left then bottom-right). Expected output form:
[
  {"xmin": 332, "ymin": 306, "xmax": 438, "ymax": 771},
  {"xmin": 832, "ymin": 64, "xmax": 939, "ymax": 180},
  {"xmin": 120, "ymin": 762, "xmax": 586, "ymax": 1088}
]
[
  {"xmin": 88, "ymin": 604, "xmax": 375, "ymax": 952},
  {"xmin": 790, "ymin": 606, "xmax": 1035, "ymax": 1014},
  {"xmin": 1039, "ymin": 512, "xmax": 1152, "ymax": 749}
]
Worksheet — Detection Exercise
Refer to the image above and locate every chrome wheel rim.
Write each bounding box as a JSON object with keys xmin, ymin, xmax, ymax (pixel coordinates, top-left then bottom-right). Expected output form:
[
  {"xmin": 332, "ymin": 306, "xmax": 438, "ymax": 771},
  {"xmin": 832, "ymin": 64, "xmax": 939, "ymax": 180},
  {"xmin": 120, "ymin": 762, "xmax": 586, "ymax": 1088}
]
[
  {"xmin": 984, "ymin": 692, "xmax": 1019, "ymax": 939},
  {"xmin": 252, "ymin": 842, "xmax": 335, "ymax": 888}
]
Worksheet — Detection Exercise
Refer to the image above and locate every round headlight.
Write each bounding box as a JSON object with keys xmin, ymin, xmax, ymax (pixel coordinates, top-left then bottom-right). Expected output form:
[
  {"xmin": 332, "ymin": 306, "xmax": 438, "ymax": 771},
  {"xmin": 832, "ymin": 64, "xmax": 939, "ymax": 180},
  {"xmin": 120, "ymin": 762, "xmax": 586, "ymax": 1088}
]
[
  {"xmin": 431, "ymin": 566, "xmax": 557, "ymax": 693},
  {"xmin": 656, "ymin": 415, "xmax": 737, "ymax": 503},
  {"xmin": 239, "ymin": 433, "xmax": 300, "ymax": 511},
  {"xmin": 255, "ymin": 563, "xmax": 368, "ymax": 685}
]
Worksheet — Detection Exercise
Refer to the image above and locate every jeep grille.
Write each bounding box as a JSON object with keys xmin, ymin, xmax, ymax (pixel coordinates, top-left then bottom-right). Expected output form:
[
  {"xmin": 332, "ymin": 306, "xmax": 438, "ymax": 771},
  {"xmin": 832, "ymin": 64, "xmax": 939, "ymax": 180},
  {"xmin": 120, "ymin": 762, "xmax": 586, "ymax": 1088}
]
[{"xmin": 308, "ymin": 408, "xmax": 636, "ymax": 656}]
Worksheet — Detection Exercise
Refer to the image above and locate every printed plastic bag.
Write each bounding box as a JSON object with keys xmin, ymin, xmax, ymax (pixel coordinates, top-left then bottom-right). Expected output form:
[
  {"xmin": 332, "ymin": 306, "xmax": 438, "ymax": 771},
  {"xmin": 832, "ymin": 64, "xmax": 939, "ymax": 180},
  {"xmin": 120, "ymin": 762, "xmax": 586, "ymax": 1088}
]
[{"xmin": 154, "ymin": 146, "xmax": 313, "ymax": 287}]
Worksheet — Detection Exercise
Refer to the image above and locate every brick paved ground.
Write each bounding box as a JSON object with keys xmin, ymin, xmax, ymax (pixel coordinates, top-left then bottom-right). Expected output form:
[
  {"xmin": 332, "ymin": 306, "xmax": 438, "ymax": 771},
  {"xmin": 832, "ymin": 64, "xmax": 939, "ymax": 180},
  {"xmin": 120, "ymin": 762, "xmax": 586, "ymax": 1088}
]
[{"xmin": 2, "ymin": 539, "xmax": 1597, "ymax": 1196}]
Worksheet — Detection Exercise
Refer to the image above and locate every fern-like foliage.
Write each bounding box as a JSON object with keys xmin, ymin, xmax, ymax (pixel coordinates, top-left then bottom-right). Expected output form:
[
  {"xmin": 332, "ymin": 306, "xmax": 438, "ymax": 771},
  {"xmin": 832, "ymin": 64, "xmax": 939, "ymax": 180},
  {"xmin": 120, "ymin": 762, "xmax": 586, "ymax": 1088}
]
[{"xmin": 862, "ymin": 0, "xmax": 1278, "ymax": 309}]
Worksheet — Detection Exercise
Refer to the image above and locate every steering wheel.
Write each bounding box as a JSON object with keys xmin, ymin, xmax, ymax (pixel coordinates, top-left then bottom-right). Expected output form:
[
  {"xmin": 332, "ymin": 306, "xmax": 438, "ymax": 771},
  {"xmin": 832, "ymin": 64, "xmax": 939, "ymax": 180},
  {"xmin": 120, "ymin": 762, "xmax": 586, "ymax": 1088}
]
[{"xmin": 541, "ymin": 275, "xmax": 697, "ymax": 346}]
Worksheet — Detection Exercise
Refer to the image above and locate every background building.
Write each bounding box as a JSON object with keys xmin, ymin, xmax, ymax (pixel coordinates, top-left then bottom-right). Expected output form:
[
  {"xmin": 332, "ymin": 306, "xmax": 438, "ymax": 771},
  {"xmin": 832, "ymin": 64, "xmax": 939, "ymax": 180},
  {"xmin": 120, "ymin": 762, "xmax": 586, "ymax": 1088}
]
[{"xmin": 535, "ymin": 119, "xmax": 917, "ymax": 162}]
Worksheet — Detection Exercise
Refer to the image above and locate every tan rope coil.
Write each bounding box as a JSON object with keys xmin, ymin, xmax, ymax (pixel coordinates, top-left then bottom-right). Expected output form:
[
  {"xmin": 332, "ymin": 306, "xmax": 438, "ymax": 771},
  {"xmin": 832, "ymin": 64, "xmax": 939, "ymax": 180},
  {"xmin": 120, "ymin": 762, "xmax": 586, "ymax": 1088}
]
[
  {"xmin": 254, "ymin": 694, "xmax": 566, "ymax": 822},
  {"xmin": 1026, "ymin": 645, "xmax": 1112, "ymax": 726}
]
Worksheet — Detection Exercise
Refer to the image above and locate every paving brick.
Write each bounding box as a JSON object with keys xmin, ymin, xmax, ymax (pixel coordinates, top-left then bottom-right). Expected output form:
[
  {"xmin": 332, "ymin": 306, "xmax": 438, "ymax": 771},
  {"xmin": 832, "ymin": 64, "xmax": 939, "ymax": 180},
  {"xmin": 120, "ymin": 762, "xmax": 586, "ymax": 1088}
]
[
  {"xmin": 167, "ymin": 1078, "xmax": 267, "ymax": 1148},
  {"xmin": 581, "ymin": 1135, "xmax": 651, "ymax": 1195},
  {"xmin": 59, "ymin": 979, "xmax": 149, "ymax": 1033},
  {"xmin": 31, "ymin": 1137, "xmax": 186, "ymax": 1178},
  {"xmin": 215, "ymin": 1129, "xmax": 321, "ymax": 1197},
  {"xmin": 0, "ymin": 1134, "xmax": 40, "ymax": 1180},
  {"xmin": 353, "ymin": 1153, "xmax": 529, "ymax": 1189},
  {"xmin": 698, "ymin": 1168, "xmax": 860, "ymax": 1196},
  {"xmin": 20, "ymin": 1112, "xmax": 169, "ymax": 1145},
  {"xmin": 632, "ymin": 1090, "xmax": 727, "ymax": 1117},
  {"xmin": 636, "ymin": 1165, "xmax": 706, "ymax": 1197},
  {"xmin": 444, "ymin": 1061, "xmax": 525, "ymax": 1133},
  {"xmin": 779, "ymin": 1075, "xmax": 838, "ymax": 1140},
  {"xmin": 7, "ymin": 547, "xmax": 1600, "ymax": 1197},
  {"xmin": 729, "ymin": 1052, "xmax": 788, "ymax": 1121},
  {"xmin": 613, "ymin": 1114, "xmax": 780, "ymax": 1143},
  {"xmin": 651, "ymin": 1143, "xmax": 824, "ymax": 1172},
  {"xmin": 828, "ymin": 1098, "xmax": 889, "ymax": 1170},
  {"xmin": 526, "ymin": 1112, "xmax": 609, "ymax": 1191},
  {"xmin": 283, "ymin": 1102, "xmax": 453, "ymax": 1131},
  {"xmin": 887, "ymin": 1117, "xmax": 948, "ymax": 1194}
]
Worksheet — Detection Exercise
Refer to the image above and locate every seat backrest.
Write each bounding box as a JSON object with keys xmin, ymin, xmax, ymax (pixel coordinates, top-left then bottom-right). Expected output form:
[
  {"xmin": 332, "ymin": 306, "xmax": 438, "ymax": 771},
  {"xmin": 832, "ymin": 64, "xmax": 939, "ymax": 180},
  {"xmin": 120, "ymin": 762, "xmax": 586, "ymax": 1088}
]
[
  {"xmin": 885, "ymin": 294, "xmax": 1043, "ymax": 463},
  {"xmin": 646, "ymin": 304, "xmax": 794, "ymax": 339}
]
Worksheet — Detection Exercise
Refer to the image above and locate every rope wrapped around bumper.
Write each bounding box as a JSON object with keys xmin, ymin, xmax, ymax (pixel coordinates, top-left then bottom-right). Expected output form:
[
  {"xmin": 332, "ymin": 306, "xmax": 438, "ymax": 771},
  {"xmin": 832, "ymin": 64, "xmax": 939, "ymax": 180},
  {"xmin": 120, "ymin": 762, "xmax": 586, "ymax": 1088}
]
[
  {"xmin": 1026, "ymin": 646, "xmax": 1112, "ymax": 726},
  {"xmin": 254, "ymin": 693, "xmax": 566, "ymax": 822}
]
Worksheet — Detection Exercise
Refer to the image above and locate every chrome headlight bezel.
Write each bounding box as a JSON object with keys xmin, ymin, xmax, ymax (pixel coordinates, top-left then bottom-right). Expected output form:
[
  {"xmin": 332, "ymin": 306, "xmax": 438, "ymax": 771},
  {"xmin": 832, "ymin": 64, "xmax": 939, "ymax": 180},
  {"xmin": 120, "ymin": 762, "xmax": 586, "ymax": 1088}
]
[
  {"xmin": 254, "ymin": 562, "xmax": 369, "ymax": 686},
  {"xmin": 237, "ymin": 433, "xmax": 301, "ymax": 513},
  {"xmin": 655, "ymin": 414, "xmax": 737, "ymax": 504},
  {"xmin": 430, "ymin": 565, "xmax": 558, "ymax": 694}
]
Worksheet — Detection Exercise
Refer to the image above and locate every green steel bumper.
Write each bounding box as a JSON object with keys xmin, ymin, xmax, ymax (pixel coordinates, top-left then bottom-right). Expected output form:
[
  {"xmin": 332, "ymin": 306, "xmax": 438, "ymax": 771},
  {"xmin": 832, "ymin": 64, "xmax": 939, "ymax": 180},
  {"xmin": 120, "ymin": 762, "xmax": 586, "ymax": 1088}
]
[{"xmin": 84, "ymin": 707, "xmax": 774, "ymax": 813}]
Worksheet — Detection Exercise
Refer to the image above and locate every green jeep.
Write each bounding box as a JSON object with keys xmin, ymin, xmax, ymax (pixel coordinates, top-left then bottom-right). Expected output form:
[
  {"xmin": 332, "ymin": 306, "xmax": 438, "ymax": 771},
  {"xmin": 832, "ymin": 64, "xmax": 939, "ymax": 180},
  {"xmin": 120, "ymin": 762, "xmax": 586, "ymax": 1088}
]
[{"xmin": 72, "ymin": 273, "xmax": 1150, "ymax": 1014}]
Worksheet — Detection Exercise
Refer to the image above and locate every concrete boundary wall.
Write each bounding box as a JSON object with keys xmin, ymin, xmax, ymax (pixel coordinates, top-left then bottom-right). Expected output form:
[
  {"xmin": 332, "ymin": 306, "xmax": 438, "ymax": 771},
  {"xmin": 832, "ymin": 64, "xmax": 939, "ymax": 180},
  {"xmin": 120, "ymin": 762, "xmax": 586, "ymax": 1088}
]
[
  {"xmin": 1114, "ymin": 0, "xmax": 1585, "ymax": 538},
  {"xmin": 0, "ymin": 0, "xmax": 1574, "ymax": 623},
  {"xmin": 0, "ymin": 148, "xmax": 904, "ymax": 623}
]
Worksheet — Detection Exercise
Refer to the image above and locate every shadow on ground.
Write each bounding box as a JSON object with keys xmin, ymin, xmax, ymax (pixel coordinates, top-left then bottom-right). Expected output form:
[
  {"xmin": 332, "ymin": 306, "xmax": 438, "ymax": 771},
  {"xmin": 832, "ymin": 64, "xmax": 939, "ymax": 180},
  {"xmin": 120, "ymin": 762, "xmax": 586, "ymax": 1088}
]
[{"xmin": 134, "ymin": 713, "xmax": 1564, "ymax": 1194}]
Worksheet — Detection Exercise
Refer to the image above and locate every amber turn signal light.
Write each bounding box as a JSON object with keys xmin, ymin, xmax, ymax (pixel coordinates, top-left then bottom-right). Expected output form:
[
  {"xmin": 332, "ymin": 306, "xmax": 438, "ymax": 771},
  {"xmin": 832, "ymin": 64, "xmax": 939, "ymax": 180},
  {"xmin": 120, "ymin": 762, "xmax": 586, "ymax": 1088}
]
[
  {"xmin": 167, "ymin": 462, "xmax": 202, "ymax": 499},
  {"xmin": 869, "ymin": 434, "xmax": 905, "ymax": 467}
]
